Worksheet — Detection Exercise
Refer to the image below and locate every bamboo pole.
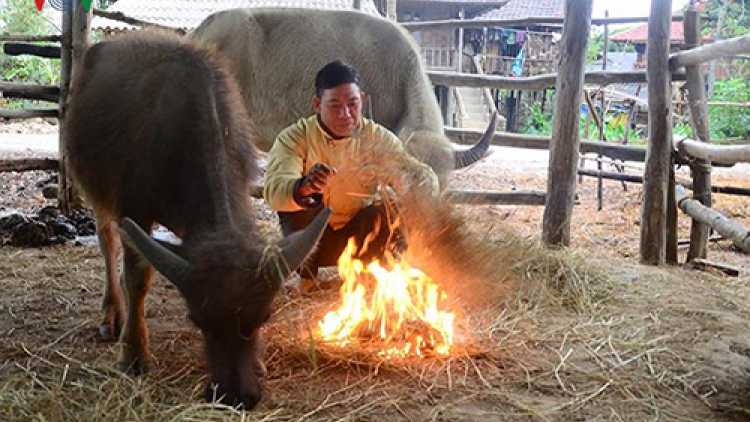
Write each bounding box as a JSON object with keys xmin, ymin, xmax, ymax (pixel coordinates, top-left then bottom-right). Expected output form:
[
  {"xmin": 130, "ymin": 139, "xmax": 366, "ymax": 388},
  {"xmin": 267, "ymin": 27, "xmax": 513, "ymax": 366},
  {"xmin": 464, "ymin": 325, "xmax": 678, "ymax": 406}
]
[
  {"xmin": 640, "ymin": 0, "xmax": 674, "ymax": 266},
  {"xmin": 670, "ymin": 34, "xmax": 750, "ymax": 68},
  {"xmin": 0, "ymin": 82, "xmax": 59, "ymax": 103},
  {"xmin": 427, "ymin": 69, "xmax": 687, "ymax": 91},
  {"xmin": 676, "ymin": 185, "xmax": 750, "ymax": 254},
  {"xmin": 683, "ymin": 4, "xmax": 712, "ymax": 262},
  {"xmin": 542, "ymin": 0, "xmax": 592, "ymax": 248}
]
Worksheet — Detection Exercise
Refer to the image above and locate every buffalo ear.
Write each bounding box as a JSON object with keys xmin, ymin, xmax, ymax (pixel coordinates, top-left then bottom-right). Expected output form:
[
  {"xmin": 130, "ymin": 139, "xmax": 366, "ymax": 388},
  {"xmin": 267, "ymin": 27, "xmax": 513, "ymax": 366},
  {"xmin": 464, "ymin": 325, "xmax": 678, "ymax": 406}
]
[{"xmin": 120, "ymin": 217, "xmax": 192, "ymax": 290}]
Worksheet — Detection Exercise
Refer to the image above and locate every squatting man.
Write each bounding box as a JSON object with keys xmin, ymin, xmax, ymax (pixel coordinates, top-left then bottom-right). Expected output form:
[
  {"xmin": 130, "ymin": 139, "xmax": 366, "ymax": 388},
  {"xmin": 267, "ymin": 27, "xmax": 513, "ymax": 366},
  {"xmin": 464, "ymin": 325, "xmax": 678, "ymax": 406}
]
[{"xmin": 264, "ymin": 60, "xmax": 439, "ymax": 294}]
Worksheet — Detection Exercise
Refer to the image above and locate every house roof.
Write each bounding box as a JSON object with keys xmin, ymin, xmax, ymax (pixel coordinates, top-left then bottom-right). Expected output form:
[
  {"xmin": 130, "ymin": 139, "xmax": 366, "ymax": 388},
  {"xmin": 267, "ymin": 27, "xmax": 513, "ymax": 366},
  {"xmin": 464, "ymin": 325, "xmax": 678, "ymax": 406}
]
[
  {"xmin": 610, "ymin": 21, "xmax": 712, "ymax": 45},
  {"xmin": 92, "ymin": 0, "xmax": 381, "ymax": 31},
  {"xmin": 475, "ymin": 0, "xmax": 564, "ymax": 20}
]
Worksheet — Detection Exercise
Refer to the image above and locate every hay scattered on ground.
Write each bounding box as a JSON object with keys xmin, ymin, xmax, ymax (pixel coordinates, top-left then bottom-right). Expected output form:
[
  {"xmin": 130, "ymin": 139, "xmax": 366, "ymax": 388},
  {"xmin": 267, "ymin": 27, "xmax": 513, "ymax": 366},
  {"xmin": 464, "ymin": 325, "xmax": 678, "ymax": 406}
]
[
  {"xmin": 3, "ymin": 200, "xmax": 750, "ymax": 421},
  {"xmin": 2, "ymin": 145, "xmax": 750, "ymax": 421}
]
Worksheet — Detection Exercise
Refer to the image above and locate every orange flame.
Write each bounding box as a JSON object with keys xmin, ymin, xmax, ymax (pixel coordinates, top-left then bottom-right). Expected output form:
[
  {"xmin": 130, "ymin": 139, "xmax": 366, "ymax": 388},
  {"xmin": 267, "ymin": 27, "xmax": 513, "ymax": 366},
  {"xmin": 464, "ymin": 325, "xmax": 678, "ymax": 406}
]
[{"xmin": 318, "ymin": 238, "xmax": 455, "ymax": 358}]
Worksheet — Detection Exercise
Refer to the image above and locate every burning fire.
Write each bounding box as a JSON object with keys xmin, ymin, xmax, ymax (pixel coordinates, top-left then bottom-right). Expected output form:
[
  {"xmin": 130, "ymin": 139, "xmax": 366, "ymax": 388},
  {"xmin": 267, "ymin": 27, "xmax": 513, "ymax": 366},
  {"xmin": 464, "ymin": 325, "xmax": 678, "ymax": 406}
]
[{"xmin": 318, "ymin": 238, "xmax": 455, "ymax": 358}]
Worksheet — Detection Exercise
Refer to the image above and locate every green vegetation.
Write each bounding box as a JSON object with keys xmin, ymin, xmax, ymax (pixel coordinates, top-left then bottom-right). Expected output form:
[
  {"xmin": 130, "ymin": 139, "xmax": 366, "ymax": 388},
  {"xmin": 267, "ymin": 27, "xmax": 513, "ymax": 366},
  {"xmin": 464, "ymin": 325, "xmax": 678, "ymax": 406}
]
[
  {"xmin": 1, "ymin": 0, "xmax": 62, "ymax": 108},
  {"xmin": 520, "ymin": 77, "xmax": 750, "ymax": 144},
  {"xmin": 708, "ymin": 78, "xmax": 750, "ymax": 140}
]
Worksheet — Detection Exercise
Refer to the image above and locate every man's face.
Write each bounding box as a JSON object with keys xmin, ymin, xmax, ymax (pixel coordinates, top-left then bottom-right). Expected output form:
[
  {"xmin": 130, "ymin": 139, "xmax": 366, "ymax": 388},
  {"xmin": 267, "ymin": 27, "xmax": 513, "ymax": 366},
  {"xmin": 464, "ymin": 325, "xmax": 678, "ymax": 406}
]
[{"xmin": 313, "ymin": 82, "xmax": 364, "ymax": 138}]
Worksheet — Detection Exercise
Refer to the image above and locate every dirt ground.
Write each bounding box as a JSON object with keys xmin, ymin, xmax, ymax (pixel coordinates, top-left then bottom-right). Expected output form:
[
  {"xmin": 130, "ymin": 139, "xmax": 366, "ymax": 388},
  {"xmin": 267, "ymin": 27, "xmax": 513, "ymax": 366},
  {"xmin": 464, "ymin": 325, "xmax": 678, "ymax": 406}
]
[{"xmin": 1, "ymin": 120, "xmax": 749, "ymax": 421}]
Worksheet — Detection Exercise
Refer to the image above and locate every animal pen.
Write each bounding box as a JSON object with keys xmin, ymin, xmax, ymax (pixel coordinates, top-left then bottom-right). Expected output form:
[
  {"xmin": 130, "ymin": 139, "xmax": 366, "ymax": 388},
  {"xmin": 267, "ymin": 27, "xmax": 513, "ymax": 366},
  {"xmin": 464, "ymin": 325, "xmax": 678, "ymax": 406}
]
[
  {"xmin": 3, "ymin": 1, "xmax": 750, "ymax": 421},
  {"xmin": 3, "ymin": 0, "xmax": 748, "ymax": 266}
]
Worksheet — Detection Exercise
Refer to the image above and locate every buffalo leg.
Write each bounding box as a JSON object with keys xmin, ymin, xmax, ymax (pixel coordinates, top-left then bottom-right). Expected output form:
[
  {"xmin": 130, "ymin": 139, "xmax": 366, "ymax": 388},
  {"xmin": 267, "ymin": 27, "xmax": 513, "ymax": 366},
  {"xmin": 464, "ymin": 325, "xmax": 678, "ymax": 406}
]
[
  {"xmin": 116, "ymin": 244, "xmax": 155, "ymax": 374},
  {"xmin": 95, "ymin": 210, "xmax": 125, "ymax": 341}
]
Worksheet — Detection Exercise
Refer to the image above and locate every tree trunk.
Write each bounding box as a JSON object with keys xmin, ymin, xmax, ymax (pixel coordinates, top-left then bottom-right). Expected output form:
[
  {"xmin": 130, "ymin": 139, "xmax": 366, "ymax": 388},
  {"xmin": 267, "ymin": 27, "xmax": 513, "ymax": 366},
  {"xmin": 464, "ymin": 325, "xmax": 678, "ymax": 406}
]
[
  {"xmin": 542, "ymin": 0, "xmax": 592, "ymax": 247},
  {"xmin": 640, "ymin": 0, "xmax": 674, "ymax": 265}
]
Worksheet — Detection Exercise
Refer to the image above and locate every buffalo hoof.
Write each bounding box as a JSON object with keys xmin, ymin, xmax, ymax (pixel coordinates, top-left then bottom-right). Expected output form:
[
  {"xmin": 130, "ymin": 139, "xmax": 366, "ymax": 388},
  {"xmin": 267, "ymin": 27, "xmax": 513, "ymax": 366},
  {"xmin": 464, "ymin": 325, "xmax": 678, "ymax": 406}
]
[{"xmin": 116, "ymin": 358, "xmax": 152, "ymax": 375}]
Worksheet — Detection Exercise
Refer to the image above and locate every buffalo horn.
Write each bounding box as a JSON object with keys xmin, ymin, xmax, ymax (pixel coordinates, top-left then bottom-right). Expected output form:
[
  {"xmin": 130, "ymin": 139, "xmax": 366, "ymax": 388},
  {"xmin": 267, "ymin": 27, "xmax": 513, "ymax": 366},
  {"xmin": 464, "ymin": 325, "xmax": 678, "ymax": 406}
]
[
  {"xmin": 276, "ymin": 207, "xmax": 331, "ymax": 279},
  {"xmin": 120, "ymin": 217, "xmax": 191, "ymax": 288},
  {"xmin": 453, "ymin": 112, "xmax": 498, "ymax": 169}
]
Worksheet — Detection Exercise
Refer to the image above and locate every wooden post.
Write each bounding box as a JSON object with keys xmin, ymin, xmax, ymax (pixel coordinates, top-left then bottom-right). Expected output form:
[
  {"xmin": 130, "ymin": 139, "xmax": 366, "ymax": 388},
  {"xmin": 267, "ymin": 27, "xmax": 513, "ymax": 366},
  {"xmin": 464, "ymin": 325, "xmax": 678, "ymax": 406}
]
[
  {"xmin": 667, "ymin": 165, "xmax": 679, "ymax": 263},
  {"xmin": 597, "ymin": 11, "xmax": 609, "ymax": 211},
  {"xmin": 706, "ymin": 2, "xmax": 725, "ymax": 98},
  {"xmin": 640, "ymin": 0, "xmax": 674, "ymax": 265},
  {"xmin": 683, "ymin": 3, "xmax": 712, "ymax": 261},
  {"xmin": 386, "ymin": 0, "xmax": 397, "ymax": 21},
  {"xmin": 457, "ymin": 7, "xmax": 465, "ymax": 73},
  {"xmin": 542, "ymin": 0, "xmax": 592, "ymax": 247},
  {"xmin": 58, "ymin": 0, "xmax": 91, "ymax": 215}
]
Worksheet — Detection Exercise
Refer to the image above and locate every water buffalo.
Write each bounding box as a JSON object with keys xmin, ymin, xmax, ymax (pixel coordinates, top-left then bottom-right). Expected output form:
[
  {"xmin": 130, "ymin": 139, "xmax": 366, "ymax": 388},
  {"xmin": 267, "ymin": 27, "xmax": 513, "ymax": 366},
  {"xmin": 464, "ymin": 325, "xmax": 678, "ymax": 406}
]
[
  {"xmin": 65, "ymin": 30, "xmax": 329, "ymax": 409},
  {"xmin": 189, "ymin": 8, "xmax": 496, "ymax": 189}
]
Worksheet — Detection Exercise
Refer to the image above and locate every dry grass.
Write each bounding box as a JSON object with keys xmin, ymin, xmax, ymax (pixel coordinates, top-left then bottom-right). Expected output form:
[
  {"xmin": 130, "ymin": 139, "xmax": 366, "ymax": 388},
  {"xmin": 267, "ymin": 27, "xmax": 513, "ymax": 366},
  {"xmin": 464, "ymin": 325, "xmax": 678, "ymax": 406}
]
[
  {"xmin": 2, "ymin": 189, "xmax": 750, "ymax": 421},
  {"xmin": 2, "ymin": 143, "xmax": 750, "ymax": 421}
]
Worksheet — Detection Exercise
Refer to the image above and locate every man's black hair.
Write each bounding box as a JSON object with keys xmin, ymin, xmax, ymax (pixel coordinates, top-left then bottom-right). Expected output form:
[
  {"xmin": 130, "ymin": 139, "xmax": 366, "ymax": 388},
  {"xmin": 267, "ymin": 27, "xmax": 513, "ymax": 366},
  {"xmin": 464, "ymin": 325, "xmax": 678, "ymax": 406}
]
[{"xmin": 315, "ymin": 60, "xmax": 360, "ymax": 97}]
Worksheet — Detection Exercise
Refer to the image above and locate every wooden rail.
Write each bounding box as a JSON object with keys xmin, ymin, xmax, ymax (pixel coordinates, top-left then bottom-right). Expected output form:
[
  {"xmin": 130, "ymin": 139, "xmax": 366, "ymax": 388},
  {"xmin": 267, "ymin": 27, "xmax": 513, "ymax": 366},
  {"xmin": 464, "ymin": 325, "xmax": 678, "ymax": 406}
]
[
  {"xmin": 676, "ymin": 138, "xmax": 750, "ymax": 165},
  {"xmin": 670, "ymin": 34, "xmax": 750, "ymax": 69},
  {"xmin": 445, "ymin": 127, "xmax": 647, "ymax": 162},
  {"xmin": 0, "ymin": 35, "xmax": 61, "ymax": 42},
  {"xmin": 401, "ymin": 15, "xmax": 687, "ymax": 32},
  {"xmin": 428, "ymin": 70, "xmax": 687, "ymax": 91},
  {"xmin": 0, "ymin": 82, "xmax": 60, "ymax": 103},
  {"xmin": 0, "ymin": 109, "xmax": 59, "ymax": 119}
]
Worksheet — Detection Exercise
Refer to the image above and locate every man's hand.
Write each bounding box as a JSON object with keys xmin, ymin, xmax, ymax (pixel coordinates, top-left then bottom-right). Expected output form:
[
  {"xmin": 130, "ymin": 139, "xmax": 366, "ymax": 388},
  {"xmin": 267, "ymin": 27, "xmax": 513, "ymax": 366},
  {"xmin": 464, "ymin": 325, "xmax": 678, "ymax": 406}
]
[{"xmin": 299, "ymin": 163, "xmax": 337, "ymax": 197}]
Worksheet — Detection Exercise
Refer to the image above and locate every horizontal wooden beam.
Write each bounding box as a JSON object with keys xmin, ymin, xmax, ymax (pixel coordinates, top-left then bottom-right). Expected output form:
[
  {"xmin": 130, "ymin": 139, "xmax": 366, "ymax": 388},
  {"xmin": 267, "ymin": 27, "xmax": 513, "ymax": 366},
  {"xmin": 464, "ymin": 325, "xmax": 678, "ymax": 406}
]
[
  {"xmin": 446, "ymin": 127, "xmax": 647, "ymax": 162},
  {"xmin": 0, "ymin": 82, "xmax": 60, "ymax": 102},
  {"xmin": 3, "ymin": 42, "xmax": 61, "ymax": 59},
  {"xmin": 0, "ymin": 158, "xmax": 58, "ymax": 173},
  {"xmin": 443, "ymin": 189, "xmax": 546, "ymax": 205},
  {"xmin": 670, "ymin": 34, "xmax": 750, "ymax": 69},
  {"xmin": 676, "ymin": 138, "xmax": 750, "ymax": 165},
  {"xmin": 0, "ymin": 108, "xmax": 59, "ymax": 119},
  {"xmin": 578, "ymin": 168, "xmax": 750, "ymax": 197},
  {"xmin": 429, "ymin": 70, "xmax": 687, "ymax": 90},
  {"xmin": 0, "ymin": 35, "xmax": 61, "ymax": 42},
  {"xmin": 401, "ymin": 15, "xmax": 686, "ymax": 32}
]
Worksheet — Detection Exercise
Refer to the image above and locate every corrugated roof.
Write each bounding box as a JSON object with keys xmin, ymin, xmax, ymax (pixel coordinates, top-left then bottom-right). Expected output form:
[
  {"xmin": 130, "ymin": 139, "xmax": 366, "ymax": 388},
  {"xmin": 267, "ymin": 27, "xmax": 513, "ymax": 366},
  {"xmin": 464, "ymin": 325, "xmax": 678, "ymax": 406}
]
[
  {"xmin": 92, "ymin": 0, "xmax": 382, "ymax": 31},
  {"xmin": 475, "ymin": 0, "xmax": 564, "ymax": 20},
  {"xmin": 611, "ymin": 21, "xmax": 711, "ymax": 44}
]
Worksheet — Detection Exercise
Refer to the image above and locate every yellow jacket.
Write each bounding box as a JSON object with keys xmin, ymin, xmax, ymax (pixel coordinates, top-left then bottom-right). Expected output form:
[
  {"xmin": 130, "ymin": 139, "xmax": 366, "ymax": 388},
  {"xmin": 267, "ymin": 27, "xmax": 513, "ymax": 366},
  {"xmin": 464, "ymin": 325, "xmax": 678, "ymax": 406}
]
[{"xmin": 264, "ymin": 115, "xmax": 437, "ymax": 229}]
